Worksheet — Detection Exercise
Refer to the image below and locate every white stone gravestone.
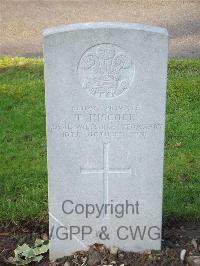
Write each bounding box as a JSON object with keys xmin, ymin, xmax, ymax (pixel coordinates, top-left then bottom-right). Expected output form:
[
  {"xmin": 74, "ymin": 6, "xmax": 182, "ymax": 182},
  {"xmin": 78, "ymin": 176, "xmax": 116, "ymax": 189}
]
[{"xmin": 44, "ymin": 22, "xmax": 168, "ymax": 260}]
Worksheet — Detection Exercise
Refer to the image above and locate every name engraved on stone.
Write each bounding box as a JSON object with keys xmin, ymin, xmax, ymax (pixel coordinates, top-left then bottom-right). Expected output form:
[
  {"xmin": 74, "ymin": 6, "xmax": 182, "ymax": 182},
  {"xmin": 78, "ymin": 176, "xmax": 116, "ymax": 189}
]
[{"xmin": 78, "ymin": 44, "xmax": 135, "ymax": 99}]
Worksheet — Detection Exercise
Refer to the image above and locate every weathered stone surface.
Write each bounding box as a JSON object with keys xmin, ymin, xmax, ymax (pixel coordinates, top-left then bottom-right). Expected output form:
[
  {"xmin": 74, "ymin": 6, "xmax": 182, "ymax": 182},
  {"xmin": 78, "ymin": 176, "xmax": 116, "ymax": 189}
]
[{"xmin": 44, "ymin": 22, "xmax": 168, "ymax": 260}]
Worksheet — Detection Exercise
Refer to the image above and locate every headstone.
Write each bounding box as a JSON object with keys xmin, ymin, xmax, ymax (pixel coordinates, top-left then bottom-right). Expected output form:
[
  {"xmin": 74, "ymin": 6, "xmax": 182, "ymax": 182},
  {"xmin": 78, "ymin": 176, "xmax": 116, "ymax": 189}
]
[{"xmin": 44, "ymin": 22, "xmax": 168, "ymax": 260}]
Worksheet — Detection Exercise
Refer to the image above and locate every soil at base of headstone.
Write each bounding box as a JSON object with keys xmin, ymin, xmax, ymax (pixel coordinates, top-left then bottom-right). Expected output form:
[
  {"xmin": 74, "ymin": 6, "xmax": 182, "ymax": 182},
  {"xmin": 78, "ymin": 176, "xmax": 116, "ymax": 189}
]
[{"xmin": 0, "ymin": 217, "xmax": 199, "ymax": 266}]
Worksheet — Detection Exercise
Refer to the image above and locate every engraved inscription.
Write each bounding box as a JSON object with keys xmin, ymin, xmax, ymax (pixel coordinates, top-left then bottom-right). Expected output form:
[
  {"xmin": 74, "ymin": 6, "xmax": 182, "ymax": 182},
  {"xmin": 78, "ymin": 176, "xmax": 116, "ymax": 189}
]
[
  {"xmin": 78, "ymin": 44, "xmax": 135, "ymax": 99},
  {"xmin": 48, "ymin": 105, "xmax": 164, "ymax": 139},
  {"xmin": 80, "ymin": 143, "xmax": 132, "ymax": 208}
]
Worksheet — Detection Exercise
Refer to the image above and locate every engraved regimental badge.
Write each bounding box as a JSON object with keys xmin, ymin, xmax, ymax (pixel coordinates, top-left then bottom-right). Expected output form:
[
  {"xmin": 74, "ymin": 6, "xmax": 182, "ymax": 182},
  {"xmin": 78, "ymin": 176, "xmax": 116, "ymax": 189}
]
[{"xmin": 78, "ymin": 44, "xmax": 135, "ymax": 99}]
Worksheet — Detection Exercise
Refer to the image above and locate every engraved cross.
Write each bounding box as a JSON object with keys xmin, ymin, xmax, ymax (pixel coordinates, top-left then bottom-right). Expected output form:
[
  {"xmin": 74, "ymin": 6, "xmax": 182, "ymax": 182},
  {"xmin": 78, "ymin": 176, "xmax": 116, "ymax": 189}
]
[{"xmin": 80, "ymin": 143, "xmax": 132, "ymax": 206}]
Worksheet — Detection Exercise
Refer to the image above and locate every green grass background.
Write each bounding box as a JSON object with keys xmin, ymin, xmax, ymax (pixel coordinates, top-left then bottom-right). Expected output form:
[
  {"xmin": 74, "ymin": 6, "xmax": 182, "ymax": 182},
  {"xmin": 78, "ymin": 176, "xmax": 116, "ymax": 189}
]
[{"xmin": 0, "ymin": 57, "xmax": 199, "ymax": 223}]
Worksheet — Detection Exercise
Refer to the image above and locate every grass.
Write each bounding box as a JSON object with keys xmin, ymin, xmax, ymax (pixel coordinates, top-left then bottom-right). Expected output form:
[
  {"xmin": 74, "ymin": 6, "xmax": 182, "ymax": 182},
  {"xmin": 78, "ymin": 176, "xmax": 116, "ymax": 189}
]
[{"xmin": 0, "ymin": 57, "xmax": 200, "ymax": 223}]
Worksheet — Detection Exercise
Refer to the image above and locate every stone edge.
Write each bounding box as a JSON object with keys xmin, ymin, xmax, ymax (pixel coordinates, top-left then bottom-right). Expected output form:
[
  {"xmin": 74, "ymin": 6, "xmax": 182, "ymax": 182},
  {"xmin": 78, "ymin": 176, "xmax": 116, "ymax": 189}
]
[{"xmin": 43, "ymin": 22, "xmax": 168, "ymax": 38}]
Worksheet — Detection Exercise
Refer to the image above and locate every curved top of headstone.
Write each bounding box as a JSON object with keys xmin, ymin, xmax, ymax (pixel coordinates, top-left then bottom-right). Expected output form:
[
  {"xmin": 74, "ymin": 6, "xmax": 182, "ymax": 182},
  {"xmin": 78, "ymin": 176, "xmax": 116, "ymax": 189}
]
[{"xmin": 43, "ymin": 22, "xmax": 168, "ymax": 37}]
